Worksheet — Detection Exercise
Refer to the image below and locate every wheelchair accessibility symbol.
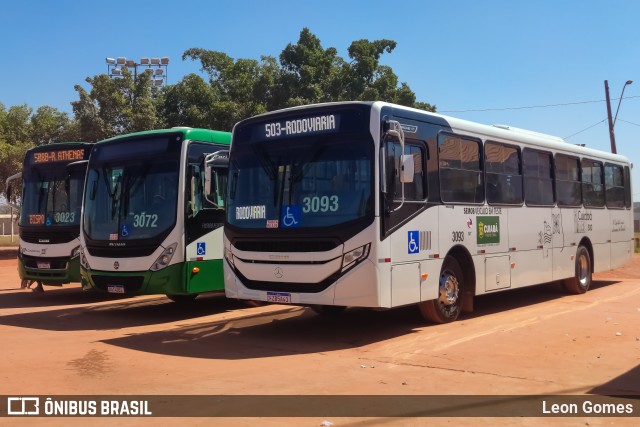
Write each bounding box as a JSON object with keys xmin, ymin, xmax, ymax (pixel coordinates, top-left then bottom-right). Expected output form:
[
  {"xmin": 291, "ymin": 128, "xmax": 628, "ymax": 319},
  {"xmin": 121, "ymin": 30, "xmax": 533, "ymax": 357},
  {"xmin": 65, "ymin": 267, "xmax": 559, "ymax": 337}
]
[
  {"xmin": 281, "ymin": 205, "xmax": 301, "ymax": 228},
  {"xmin": 121, "ymin": 224, "xmax": 130, "ymax": 237},
  {"xmin": 196, "ymin": 242, "xmax": 206, "ymax": 256},
  {"xmin": 408, "ymin": 230, "xmax": 420, "ymax": 254}
]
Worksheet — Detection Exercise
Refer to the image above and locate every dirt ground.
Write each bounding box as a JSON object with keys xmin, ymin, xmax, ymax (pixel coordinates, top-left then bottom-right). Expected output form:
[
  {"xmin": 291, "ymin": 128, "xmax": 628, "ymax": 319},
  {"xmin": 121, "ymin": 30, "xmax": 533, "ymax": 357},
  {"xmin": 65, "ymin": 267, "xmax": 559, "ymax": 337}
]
[{"xmin": 0, "ymin": 247, "xmax": 638, "ymax": 427}]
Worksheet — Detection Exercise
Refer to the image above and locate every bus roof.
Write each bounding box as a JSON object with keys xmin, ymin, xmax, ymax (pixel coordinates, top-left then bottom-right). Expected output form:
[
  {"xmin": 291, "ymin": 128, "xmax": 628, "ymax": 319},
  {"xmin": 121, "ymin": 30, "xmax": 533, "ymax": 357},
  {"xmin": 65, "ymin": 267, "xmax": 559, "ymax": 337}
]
[
  {"xmin": 236, "ymin": 101, "xmax": 631, "ymax": 166},
  {"xmin": 97, "ymin": 127, "xmax": 231, "ymax": 145}
]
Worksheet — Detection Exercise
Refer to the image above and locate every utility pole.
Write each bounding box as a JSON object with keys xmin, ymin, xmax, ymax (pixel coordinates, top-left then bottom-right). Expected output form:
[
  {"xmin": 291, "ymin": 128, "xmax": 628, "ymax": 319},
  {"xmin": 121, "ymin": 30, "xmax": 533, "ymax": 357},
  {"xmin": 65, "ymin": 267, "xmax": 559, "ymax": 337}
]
[{"xmin": 604, "ymin": 80, "xmax": 617, "ymax": 154}]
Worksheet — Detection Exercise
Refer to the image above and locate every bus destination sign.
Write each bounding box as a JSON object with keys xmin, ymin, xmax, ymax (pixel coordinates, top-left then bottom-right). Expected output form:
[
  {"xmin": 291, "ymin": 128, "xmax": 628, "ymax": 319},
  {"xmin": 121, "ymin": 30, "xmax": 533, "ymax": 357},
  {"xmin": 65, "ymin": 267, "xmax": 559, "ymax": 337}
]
[
  {"xmin": 32, "ymin": 148, "xmax": 86, "ymax": 164},
  {"xmin": 263, "ymin": 114, "xmax": 340, "ymax": 139}
]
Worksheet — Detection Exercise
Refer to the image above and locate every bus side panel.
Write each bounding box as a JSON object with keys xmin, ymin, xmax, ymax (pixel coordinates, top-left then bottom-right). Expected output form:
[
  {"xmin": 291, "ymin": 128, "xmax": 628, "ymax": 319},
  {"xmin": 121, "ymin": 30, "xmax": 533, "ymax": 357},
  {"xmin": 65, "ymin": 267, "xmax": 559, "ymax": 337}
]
[
  {"xmin": 186, "ymin": 259, "xmax": 224, "ymax": 294},
  {"xmin": 552, "ymin": 208, "xmax": 578, "ymax": 281},
  {"xmin": 508, "ymin": 207, "xmax": 552, "ymax": 288},
  {"xmin": 609, "ymin": 208, "xmax": 633, "ymax": 269},
  {"xmin": 589, "ymin": 209, "xmax": 611, "ymax": 272},
  {"xmin": 185, "ymin": 227, "xmax": 225, "ymax": 293},
  {"xmin": 388, "ymin": 207, "xmax": 438, "ymax": 306}
]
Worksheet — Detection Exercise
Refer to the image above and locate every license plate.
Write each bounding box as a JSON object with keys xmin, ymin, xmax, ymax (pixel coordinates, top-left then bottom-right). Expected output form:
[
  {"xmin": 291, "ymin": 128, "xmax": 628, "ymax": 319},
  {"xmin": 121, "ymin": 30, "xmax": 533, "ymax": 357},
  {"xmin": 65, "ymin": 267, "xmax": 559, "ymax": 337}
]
[
  {"xmin": 36, "ymin": 261, "xmax": 50, "ymax": 269},
  {"xmin": 266, "ymin": 291, "xmax": 291, "ymax": 304},
  {"xmin": 107, "ymin": 285, "xmax": 125, "ymax": 294}
]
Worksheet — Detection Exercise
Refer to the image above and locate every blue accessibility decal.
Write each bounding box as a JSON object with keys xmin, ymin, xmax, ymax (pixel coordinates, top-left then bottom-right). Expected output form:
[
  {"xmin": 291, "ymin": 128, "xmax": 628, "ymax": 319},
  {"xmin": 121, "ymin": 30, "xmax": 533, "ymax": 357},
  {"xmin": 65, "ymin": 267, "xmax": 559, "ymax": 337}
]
[
  {"xmin": 196, "ymin": 242, "xmax": 206, "ymax": 256},
  {"xmin": 407, "ymin": 230, "xmax": 420, "ymax": 254},
  {"xmin": 281, "ymin": 205, "xmax": 301, "ymax": 228}
]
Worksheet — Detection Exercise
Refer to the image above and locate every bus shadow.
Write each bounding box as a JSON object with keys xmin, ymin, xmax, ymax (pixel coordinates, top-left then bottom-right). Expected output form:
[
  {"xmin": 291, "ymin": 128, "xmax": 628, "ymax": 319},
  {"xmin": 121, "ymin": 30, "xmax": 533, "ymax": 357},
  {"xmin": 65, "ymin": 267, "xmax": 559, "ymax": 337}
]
[
  {"xmin": 99, "ymin": 305, "xmax": 424, "ymax": 360},
  {"xmin": 466, "ymin": 280, "xmax": 620, "ymax": 318},
  {"xmin": 589, "ymin": 364, "xmax": 640, "ymax": 395},
  {"xmin": 0, "ymin": 293, "xmax": 251, "ymax": 331},
  {"xmin": 0, "ymin": 286, "xmax": 132, "ymax": 309},
  {"xmin": 0, "ymin": 248, "xmax": 18, "ymax": 260},
  {"xmin": 97, "ymin": 280, "xmax": 623, "ymax": 360}
]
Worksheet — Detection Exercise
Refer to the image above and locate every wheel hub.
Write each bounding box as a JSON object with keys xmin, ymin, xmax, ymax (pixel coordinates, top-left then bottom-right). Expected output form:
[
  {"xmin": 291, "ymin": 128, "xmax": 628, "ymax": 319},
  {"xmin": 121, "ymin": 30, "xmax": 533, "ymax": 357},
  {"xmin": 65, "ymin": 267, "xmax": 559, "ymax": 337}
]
[
  {"xmin": 439, "ymin": 273, "xmax": 459, "ymax": 306},
  {"xmin": 578, "ymin": 253, "xmax": 589, "ymax": 286}
]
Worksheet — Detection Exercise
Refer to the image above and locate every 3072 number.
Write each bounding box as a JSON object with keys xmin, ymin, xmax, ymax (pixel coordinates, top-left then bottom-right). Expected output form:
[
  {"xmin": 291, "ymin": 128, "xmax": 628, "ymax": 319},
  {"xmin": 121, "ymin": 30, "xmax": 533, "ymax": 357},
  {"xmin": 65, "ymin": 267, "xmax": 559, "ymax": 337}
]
[{"xmin": 133, "ymin": 213, "xmax": 158, "ymax": 228}]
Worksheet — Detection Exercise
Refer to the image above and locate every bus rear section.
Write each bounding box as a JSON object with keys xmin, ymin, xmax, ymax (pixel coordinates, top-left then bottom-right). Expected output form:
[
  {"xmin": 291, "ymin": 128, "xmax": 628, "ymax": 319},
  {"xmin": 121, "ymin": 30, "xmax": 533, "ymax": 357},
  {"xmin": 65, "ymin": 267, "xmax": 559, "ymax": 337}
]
[{"xmin": 7, "ymin": 142, "xmax": 92, "ymax": 290}]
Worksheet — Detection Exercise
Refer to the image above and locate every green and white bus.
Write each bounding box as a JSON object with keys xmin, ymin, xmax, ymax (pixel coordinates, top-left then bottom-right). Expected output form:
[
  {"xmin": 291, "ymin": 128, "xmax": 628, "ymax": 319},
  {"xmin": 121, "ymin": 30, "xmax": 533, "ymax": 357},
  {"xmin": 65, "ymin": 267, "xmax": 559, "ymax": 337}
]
[
  {"xmin": 219, "ymin": 101, "xmax": 634, "ymax": 322},
  {"xmin": 80, "ymin": 128, "xmax": 231, "ymax": 302},
  {"xmin": 6, "ymin": 142, "xmax": 92, "ymax": 291}
]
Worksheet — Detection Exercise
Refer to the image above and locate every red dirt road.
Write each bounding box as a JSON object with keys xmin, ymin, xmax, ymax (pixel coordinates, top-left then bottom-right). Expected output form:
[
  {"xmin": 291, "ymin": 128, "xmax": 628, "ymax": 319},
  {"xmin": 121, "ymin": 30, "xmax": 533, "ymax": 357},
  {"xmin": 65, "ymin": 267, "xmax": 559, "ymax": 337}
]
[{"xmin": 0, "ymin": 248, "xmax": 638, "ymax": 426}]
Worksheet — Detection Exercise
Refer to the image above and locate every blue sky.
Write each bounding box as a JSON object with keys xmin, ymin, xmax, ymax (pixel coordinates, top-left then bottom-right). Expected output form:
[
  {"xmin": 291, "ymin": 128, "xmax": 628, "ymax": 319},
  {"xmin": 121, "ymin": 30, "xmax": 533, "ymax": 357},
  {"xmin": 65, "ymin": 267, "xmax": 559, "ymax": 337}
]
[{"xmin": 2, "ymin": 0, "xmax": 640, "ymax": 198}]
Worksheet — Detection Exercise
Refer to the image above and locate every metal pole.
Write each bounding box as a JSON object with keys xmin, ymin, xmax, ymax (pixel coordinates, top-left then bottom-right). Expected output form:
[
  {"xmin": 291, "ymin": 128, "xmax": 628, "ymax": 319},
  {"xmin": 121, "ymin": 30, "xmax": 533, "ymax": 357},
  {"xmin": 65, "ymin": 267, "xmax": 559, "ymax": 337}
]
[
  {"xmin": 605, "ymin": 80, "xmax": 617, "ymax": 154},
  {"xmin": 10, "ymin": 205, "xmax": 14, "ymax": 243}
]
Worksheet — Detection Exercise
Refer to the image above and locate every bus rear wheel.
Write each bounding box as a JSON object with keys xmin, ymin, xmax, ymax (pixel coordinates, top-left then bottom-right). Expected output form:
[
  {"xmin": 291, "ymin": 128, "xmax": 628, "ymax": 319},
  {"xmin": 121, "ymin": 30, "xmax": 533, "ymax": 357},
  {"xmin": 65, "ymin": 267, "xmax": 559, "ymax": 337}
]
[
  {"xmin": 166, "ymin": 294, "xmax": 198, "ymax": 303},
  {"xmin": 418, "ymin": 256, "xmax": 464, "ymax": 324},
  {"xmin": 564, "ymin": 245, "xmax": 592, "ymax": 294}
]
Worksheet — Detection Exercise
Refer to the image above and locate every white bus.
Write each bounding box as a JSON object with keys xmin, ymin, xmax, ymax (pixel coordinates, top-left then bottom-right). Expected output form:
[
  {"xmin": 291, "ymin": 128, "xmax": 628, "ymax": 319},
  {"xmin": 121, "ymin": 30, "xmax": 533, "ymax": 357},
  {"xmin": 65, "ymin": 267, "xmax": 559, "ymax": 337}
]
[
  {"xmin": 218, "ymin": 101, "xmax": 634, "ymax": 323},
  {"xmin": 80, "ymin": 128, "xmax": 231, "ymax": 302}
]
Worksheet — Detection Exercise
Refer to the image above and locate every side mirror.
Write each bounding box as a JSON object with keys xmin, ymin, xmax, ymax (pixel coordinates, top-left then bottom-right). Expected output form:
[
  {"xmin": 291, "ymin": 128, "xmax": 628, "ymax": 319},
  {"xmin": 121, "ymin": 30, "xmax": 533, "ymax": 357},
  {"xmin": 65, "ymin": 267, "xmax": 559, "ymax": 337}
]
[
  {"xmin": 5, "ymin": 172, "xmax": 21, "ymax": 209},
  {"xmin": 204, "ymin": 150, "xmax": 229, "ymax": 208}
]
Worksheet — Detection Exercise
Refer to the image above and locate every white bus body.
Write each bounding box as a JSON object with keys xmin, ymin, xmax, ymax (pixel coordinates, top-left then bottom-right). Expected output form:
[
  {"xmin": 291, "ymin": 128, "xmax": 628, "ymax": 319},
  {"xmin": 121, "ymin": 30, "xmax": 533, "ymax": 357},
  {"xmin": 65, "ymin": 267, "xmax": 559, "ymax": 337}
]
[{"xmin": 222, "ymin": 102, "xmax": 633, "ymax": 322}]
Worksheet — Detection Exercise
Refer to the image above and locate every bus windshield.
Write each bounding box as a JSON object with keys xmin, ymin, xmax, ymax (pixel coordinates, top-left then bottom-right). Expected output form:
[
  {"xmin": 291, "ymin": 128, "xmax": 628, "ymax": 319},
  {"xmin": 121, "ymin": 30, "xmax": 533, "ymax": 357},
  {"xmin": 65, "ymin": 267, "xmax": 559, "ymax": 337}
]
[
  {"xmin": 83, "ymin": 137, "xmax": 180, "ymax": 241},
  {"xmin": 227, "ymin": 136, "xmax": 373, "ymax": 229},
  {"xmin": 20, "ymin": 165, "xmax": 85, "ymax": 227}
]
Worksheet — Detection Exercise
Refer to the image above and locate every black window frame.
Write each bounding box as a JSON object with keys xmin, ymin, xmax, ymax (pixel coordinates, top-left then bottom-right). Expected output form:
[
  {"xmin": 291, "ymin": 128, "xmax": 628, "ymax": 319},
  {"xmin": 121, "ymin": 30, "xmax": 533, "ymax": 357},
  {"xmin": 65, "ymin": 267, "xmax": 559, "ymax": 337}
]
[
  {"xmin": 484, "ymin": 140, "xmax": 523, "ymax": 206},
  {"xmin": 581, "ymin": 158, "xmax": 605, "ymax": 208},
  {"xmin": 437, "ymin": 132, "xmax": 484, "ymax": 205},
  {"xmin": 523, "ymin": 148, "xmax": 555, "ymax": 207},
  {"xmin": 604, "ymin": 162, "xmax": 625, "ymax": 209},
  {"xmin": 554, "ymin": 153, "xmax": 582, "ymax": 207}
]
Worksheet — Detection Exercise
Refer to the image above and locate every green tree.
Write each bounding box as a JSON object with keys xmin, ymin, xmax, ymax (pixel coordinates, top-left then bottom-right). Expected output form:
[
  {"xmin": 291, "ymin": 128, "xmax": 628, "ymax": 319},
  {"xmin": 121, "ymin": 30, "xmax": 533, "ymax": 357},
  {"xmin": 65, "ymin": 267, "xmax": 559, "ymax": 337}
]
[
  {"xmin": 31, "ymin": 105, "xmax": 80, "ymax": 144},
  {"xmin": 72, "ymin": 68, "xmax": 160, "ymax": 142},
  {"xmin": 0, "ymin": 103, "xmax": 35, "ymax": 200},
  {"xmin": 181, "ymin": 50, "xmax": 279, "ymax": 130},
  {"xmin": 176, "ymin": 27, "xmax": 434, "ymax": 130}
]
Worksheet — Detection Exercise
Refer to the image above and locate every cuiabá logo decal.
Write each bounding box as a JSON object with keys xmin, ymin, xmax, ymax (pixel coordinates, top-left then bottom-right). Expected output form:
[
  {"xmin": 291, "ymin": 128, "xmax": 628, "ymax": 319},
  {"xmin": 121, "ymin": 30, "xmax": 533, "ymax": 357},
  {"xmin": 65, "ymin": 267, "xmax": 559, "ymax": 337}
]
[{"xmin": 477, "ymin": 216, "xmax": 500, "ymax": 245}]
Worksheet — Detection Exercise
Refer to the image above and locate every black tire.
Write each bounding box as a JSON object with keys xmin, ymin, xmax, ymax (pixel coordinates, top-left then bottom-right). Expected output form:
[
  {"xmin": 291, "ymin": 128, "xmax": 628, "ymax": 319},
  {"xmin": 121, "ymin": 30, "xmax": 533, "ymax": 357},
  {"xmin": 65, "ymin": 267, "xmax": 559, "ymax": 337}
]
[
  {"xmin": 564, "ymin": 245, "xmax": 592, "ymax": 294},
  {"xmin": 418, "ymin": 256, "xmax": 465, "ymax": 324},
  {"xmin": 310, "ymin": 305, "xmax": 347, "ymax": 315},
  {"xmin": 243, "ymin": 300, "xmax": 264, "ymax": 307},
  {"xmin": 166, "ymin": 294, "xmax": 198, "ymax": 303}
]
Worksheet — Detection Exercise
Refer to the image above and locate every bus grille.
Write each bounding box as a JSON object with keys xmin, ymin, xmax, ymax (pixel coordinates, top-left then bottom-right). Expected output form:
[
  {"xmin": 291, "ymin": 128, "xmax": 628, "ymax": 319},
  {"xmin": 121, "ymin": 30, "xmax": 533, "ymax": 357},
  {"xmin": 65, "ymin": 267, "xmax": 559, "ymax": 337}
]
[
  {"xmin": 233, "ymin": 239, "xmax": 339, "ymax": 253},
  {"xmin": 22, "ymin": 256, "xmax": 68, "ymax": 270},
  {"xmin": 20, "ymin": 229, "xmax": 78, "ymax": 244}
]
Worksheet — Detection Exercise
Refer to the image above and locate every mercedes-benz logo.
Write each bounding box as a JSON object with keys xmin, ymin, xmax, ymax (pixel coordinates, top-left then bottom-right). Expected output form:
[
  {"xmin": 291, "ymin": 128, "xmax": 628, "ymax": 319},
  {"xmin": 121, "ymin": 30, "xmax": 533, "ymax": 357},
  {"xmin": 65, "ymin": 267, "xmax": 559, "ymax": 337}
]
[
  {"xmin": 274, "ymin": 267, "xmax": 283, "ymax": 279},
  {"xmin": 114, "ymin": 261, "xmax": 120, "ymax": 270}
]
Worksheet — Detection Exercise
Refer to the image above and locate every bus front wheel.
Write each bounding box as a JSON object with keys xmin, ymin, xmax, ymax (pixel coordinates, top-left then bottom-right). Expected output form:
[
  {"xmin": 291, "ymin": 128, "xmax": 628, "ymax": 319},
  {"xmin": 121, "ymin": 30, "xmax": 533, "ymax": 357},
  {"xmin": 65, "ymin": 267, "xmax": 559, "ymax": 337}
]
[
  {"xmin": 418, "ymin": 256, "xmax": 464, "ymax": 324},
  {"xmin": 564, "ymin": 245, "xmax": 592, "ymax": 294}
]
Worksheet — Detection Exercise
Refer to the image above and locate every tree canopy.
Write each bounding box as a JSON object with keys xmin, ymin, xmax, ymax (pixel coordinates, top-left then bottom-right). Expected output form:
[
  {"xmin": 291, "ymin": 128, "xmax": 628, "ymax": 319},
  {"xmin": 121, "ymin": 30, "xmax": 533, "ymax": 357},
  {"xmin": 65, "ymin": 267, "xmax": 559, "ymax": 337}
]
[{"xmin": 1, "ymin": 28, "xmax": 435, "ymax": 200}]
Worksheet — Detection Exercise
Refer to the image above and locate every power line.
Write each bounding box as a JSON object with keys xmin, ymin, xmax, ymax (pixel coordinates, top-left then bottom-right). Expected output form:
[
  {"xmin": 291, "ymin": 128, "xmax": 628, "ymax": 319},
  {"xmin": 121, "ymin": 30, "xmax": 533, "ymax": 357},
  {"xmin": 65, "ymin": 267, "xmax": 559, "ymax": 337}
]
[
  {"xmin": 439, "ymin": 95, "xmax": 640, "ymax": 113},
  {"xmin": 564, "ymin": 119, "xmax": 606, "ymax": 140},
  {"xmin": 617, "ymin": 118, "xmax": 640, "ymax": 127}
]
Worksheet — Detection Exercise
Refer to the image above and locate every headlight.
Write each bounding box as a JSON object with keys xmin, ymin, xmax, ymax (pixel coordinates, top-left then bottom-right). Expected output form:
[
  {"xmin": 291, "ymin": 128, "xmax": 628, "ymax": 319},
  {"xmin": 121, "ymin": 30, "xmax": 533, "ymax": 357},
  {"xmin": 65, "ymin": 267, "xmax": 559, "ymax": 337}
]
[
  {"xmin": 71, "ymin": 246, "xmax": 81, "ymax": 259},
  {"xmin": 80, "ymin": 247, "xmax": 90, "ymax": 269},
  {"xmin": 341, "ymin": 243, "xmax": 370, "ymax": 272},
  {"xmin": 150, "ymin": 243, "xmax": 178, "ymax": 271}
]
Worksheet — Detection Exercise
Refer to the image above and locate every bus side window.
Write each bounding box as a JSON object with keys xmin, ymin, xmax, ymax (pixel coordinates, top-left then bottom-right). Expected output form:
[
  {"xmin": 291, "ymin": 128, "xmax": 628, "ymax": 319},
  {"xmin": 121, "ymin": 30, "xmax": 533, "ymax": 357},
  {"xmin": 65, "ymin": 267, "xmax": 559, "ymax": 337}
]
[
  {"xmin": 523, "ymin": 149, "xmax": 554, "ymax": 206},
  {"xmin": 439, "ymin": 133, "xmax": 483, "ymax": 204},
  {"xmin": 582, "ymin": 159, "xmax": 604, "ymax": 207}
]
